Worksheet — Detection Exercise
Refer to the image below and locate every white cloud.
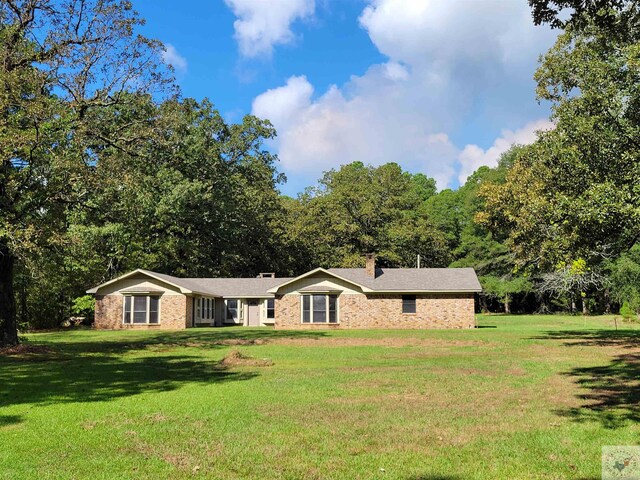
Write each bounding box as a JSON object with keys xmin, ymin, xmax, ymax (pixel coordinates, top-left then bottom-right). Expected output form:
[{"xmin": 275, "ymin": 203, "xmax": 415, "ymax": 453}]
[
  {"xmin": 252, "ymin": 75, "xmax": 313, "ymax": 130},
  {"xmin": 162, "ymin": 44, "xmax": 188, "ymax": 73},
  {"xmin": 457, "ymin": 119, "xmax": 554, "ymax": 184},
  {"xmin": 251, "ymin": 0, "xmax": 558, "ymax": 189},
  {"xmin": 224, "ymin": 0, "xmax": 315, "ymax": 57}
]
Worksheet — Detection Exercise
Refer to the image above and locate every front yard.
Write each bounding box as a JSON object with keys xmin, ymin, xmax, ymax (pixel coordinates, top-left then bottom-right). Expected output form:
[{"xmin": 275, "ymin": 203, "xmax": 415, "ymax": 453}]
[{"xmin": 1, "ymin": 315, "xmax": 639, "ymax": 479}]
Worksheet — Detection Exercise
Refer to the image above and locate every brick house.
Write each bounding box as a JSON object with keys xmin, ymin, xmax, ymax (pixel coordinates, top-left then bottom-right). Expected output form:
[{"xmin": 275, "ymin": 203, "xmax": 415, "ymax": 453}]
[{"xmin": 87, "ymin": 254, "xmax": 482, "ymax": 330}]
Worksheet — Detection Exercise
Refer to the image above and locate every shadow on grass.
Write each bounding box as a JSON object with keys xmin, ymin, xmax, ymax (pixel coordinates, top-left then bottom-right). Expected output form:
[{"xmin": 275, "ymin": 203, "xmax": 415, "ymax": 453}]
[
  {"xmin": 533, "ymin": 329, "xmax": 640, "ymax": 429},
  {"xmin": 26, "ymin": 328, "xmax": 329, "ymax": 355},
  {"xmin": 0, "ymin": 353, "xmax": 258, "ymax": 408},
  {"xmin": 0, "ymin": 329, "xmax": 328, "ymax": 408},
  {"xmin": 0, "ymin": 415, "xmax": 22, "ymax": 426}
]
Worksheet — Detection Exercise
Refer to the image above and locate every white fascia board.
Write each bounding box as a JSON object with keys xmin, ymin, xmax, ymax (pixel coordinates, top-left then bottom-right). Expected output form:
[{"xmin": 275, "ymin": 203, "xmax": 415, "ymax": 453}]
[
  {"xmin": 266, "ymin": 267, "xmax": 373, "ymax": 294},
  {"xmin": 86, "ymin": 269, "xmax": 194, "ymax": 295}
]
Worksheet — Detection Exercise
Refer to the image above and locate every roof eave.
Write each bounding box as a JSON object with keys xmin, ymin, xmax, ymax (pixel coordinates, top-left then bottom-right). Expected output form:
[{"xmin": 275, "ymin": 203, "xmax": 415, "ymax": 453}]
[
  {"xmin": 87, "ymin": 268, "xmax": 194, "ymax": 295},
  {"xmin": 369, "ymin": 289, "xmax": 482, "ymax": 294},
  {"xmin": 221, "ymin": 294, "xmax": 275, "ymax": 299},
  {"xmin": 267, "ymin": 267, "xmax": 373, "ymax": 294}
]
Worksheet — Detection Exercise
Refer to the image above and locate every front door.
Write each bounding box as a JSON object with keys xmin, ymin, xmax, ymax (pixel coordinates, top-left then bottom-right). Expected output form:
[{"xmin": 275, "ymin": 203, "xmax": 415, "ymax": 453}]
[{"xmin": 247, "ymin": 300, "xmax": 260, "ymax": 326}]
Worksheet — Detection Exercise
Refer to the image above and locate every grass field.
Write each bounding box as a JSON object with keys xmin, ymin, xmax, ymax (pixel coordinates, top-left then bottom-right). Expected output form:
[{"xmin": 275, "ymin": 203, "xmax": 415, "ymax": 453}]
[{"xmin": 1, "ymin": 315, "xmax": 639, "ymax": 479}]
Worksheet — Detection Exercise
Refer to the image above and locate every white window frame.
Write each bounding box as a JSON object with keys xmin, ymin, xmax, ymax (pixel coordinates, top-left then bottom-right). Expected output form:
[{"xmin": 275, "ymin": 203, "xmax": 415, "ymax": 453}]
[
  {"xmin": 300, "ymin": 294, "xmax": 339, "ymax": 324},
  {"xmin": 123, "ymin": 295, "xmax": 161, "ymax": 325},
  {"xmin": 194, "ymin": 297, "xmax": 215, "ymax": 323},
  {"xmin": 264, "ymin": 298, "xmax": 275, "ymax": 320},
  {"xmin": 225, "ymin": 299, "xmax": 243, "ymax": 323}
]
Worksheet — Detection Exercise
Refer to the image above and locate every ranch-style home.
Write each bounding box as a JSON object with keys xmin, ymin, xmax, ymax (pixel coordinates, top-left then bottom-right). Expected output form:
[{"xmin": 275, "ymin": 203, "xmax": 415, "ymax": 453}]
[{"xmin": 87, "ymin": 254, "xmax": 482, "ymax": 330}]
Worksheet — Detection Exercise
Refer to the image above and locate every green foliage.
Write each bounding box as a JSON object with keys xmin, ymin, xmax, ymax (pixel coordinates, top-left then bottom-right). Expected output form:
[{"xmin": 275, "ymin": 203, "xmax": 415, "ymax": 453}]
[
  {"xmin": 71, "ymin": 296, "xmax": 95, "ymax": 318},
  {"xmin": 620, "ymin": 301, "xmax": 635, "ymax": 320},
  {"xmin": 609, "ymin": 243, "xmax": 640, "ymax": 314},
  {"xmin": 528, "ymin": 0, "xmax": 635, "ymax": 30},
  {"xmin": 480, "ymin": 6, "xmax": 640, "ymax": 272},
  {"xmin": 7, "ymin": 0, "xmax": 640, "ymax": 332},
  {"xmin": 284, "ymin": 162, "xmax": 449, "ymax": 268},
  {"xmin": 0, "ymin": 0, "xmax": 173, "ymax": 344},
  {"xmin": 480, "ymin": 275, "xmax": 533, "ymax": 313}
]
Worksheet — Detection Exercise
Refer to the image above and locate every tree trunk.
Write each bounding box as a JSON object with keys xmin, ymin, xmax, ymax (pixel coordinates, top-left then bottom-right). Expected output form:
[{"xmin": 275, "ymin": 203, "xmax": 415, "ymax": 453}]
[
  {"xmin": 604, "ymin": 288, "xmax": 611, "ymax": 315},
  {"xmin": 582, "ymin": 297, "xmax": 588, "ymax": 316},
  {"xmin": 0, "ymin": 240, "xmax": 18, "ymax": 347},
  {"xmin": 570, "ymin": 295, "xmax": 576, "ymax": 314},
  {"xmin": 480, "ymin": 295, "xmax": 489, "ymax": 314},
  {"xmin": 504, "ymin": 295, "xmax": 511, "ymax": 314}
]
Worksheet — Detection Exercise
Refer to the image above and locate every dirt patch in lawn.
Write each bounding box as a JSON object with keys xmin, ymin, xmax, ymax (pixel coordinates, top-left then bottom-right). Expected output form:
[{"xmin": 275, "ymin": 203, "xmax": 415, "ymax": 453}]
[
  {"xmin": 0, "ymin": 344, "xmax": 53, "ymax": 357},
  {"xmin": 220, "ymin": 349, "xmax": 273, "ymax": 368},
  {"xmin": 267, "ymin": 337, "xmax": 488, "ymax": 348},
  {"xmin": 217, "ymin": 338, "xmax": 268, "ymax": 346}
]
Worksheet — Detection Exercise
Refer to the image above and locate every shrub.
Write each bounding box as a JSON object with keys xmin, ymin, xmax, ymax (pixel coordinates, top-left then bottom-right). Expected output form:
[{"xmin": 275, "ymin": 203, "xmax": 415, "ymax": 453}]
[
  {"xmin": 71, "ymin": 295, "xmax": 95, "ymax": 324},
  {"xmin": 620, "ymin": 301, "xmax": 635, "ymax": 321}
]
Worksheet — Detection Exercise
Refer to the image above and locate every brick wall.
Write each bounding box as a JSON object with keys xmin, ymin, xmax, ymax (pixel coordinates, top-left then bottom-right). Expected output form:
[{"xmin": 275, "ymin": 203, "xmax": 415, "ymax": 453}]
[
  {"xmin": 94, "ymin": 294, "xmax": 188, "ymax": 330},
  {"xmin": 274, "ymin": 293, "xmax": 475, "ymax": 330}
]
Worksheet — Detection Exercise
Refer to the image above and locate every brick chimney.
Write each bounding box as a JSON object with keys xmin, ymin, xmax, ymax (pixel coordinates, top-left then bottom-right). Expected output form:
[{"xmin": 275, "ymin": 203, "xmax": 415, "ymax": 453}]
[{"xmin": 365, "ymin": 253, "xmax": 376, "ymax": 278}]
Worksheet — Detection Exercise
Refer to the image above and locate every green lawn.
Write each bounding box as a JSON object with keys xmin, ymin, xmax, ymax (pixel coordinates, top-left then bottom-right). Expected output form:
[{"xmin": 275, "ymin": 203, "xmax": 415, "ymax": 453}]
[{"xmin": 2, "ymin": 315, "xmax": 639, "ymax": 479}]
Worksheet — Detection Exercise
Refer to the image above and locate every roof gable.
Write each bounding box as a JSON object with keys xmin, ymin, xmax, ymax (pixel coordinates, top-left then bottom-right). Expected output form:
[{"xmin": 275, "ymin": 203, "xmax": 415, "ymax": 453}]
[
  {"xmin": 86, "ymin": 269, "xmax": 201, "ymax": 295},
  {"xmin": 267, "ymin": 268, "xmax": 373, "ymax": 294}
]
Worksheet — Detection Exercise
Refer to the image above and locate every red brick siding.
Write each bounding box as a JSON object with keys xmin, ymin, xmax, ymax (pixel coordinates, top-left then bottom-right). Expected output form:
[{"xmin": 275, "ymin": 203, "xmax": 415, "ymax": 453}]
[
  {"xmin": 94, "ymin": 294, "xmax": 188, "ymax": 330},
  {"xmin": 274, "ymin": 293, "xmax": 475, "ymax": 329}
]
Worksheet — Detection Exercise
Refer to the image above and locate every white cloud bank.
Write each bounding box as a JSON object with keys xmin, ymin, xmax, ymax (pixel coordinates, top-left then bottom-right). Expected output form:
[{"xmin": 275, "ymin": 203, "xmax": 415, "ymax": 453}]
[
  {"xmin": 457, "ymin": 119, "xmax": 554, "ymax": 184},
  {"xmin": 162, "ymin": 43, "xmax": 188, "ymax": 73},
  {"xmin": 224, "ymin": 0, "xmax": 315, "ymax": 57},
  {"xmin": 248, "ymin": 0, "xmax": 559, "ymax": 189}
]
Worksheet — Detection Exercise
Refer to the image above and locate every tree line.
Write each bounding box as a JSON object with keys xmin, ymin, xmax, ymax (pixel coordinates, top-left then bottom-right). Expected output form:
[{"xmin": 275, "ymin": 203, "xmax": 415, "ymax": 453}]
[{"xmin": 1, "ymin": 0, "xmax": 639, "ymax": 345}]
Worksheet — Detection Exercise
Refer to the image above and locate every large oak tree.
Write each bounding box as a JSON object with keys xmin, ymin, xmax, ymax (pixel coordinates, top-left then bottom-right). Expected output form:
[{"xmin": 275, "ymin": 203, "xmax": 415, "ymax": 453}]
[{"xmin": 0, "ymin": 0, "xmax": 172, "ymax": 346}]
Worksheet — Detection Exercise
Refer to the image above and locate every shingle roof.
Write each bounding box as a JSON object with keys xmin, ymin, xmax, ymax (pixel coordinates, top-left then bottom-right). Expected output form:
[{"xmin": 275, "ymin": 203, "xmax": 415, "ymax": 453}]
[
  {"xmin": 87, "ymin": 269, "xmax": 292, "ymax": 297},
  {"xmin": 89, "ymin": 267, "xmax": 481, "ymax": 297},
  {"xmin": 133, "ymin": 270, "xmax": 295, "ymax": 297},
  {"xmin": 327, "ymin": 267, "xmax": 481, "ymax": 292},
  {"xmin": 180, "ymin": 277, "xmax": 293, "ymax": 297}
]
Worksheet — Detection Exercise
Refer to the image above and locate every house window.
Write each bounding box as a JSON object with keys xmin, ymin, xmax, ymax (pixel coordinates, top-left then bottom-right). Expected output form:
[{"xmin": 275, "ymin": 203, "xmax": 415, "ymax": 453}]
[
  {"xmin": 301, "ymin": 294, "xmax": 338, "ymax": 324},
  {"xmin": 194, "ymin": 297, "xmax": 215, "ymax": 322},
  {"xmin": 226, "ymin": 299, "xmax": 243, "ymax": 321},
  {"xmin": 123, "ymin": 295, "xmax": 160, "ymax": 324},
  {"xmin": 149, "ymin": 296, "xmax": 159, "ymax": 324},
  {"xmin": 124, "ymin": 296, "xmax": 132, "ymax": 324},
  {"xmin": 266, "ymin": 298, "xmax": 275, "ymax": 319},
  {"xmin": 402, "ymin": 295, "xmax": 416, "ymax": 314}
]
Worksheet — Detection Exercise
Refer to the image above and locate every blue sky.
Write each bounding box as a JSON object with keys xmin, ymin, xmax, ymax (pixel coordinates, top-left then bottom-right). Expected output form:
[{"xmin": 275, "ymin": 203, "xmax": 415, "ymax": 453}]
[{"xmin": 135, "ymin": 0, "xmax": 558, "ymax": 196}]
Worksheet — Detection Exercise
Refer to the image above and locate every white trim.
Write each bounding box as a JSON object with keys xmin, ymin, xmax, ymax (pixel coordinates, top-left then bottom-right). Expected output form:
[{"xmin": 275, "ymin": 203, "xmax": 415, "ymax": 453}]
[
  {"xmin": 224, "ymin": 298, "xmax": 243, "ymax": 324},
  {"xmin": 264, "ymin": 298, "xmax": 275, "ymax": 322},
  {"xmin": 122, "ymin": 294, "xmax": 161, "ymax": 325},
  {"xmin": 367, "ymin": 290, "xmax": 481, "ymax": 294},
  {"xmin": 267, "ymin": 267, "xmax": 372, "ymax": 294},
  {"xmin": 221, "ymin": 295, "xmax": 274, "ymax": 299},
  {"xmin": 193, "ymin": 296, "xmax": 216, "ymax": 324},
  {"xmin": 300, "ymin": 293, "xmax": 339, "ymax": 324},
  {"xmin": 88, "ymin": 269, "xmax": 195, "ymax": 294}
]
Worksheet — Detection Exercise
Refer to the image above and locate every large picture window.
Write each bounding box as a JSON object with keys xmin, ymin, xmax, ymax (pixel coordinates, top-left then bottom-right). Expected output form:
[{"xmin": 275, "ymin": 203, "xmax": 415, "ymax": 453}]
[
  {"xmin": 402, "ymin": 295, "xmax": 416, "ymax": 314},
  {"xmin": 301, "ymin": 294, "xmax": 338, "ymax": 324},
  {"xmin": 123, "ymin": 295, "xmax": 160, "ymax": 324}
]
